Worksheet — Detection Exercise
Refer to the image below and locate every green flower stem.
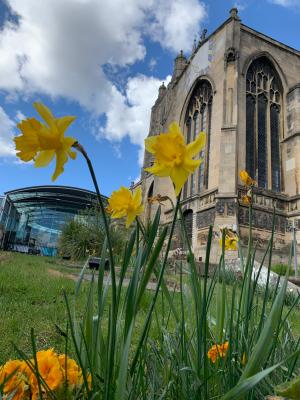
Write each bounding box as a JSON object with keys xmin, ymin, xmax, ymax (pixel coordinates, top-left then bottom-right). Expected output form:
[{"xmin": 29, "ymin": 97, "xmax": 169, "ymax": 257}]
[
  {"xmin": 73, "ymin": 142, "xmax": 117, "ymax": 400},
  {"xmin": 136, "ymin": 217, "xmax": 147, "ymax": 241},
  {"xmin": 178, "ymin": 203, "xmax": 207, "ymax": 398},
  {"xmin": 130, "ymin": 194, "xmax": 181, "ymax": 374}
]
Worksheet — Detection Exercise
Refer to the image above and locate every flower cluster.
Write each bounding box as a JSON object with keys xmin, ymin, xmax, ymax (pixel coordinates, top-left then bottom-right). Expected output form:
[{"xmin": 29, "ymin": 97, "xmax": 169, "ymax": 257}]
[
  {"xmin": 0, "ymin": 350, "xmax": 90, "ymax": 400},
  {"xmin": 14, "ymin": 105, "xmax": 206, "ymax": 228},
  {"xmin": 207, "ymin": 342, "xmax": 229, "ymax": 363}
]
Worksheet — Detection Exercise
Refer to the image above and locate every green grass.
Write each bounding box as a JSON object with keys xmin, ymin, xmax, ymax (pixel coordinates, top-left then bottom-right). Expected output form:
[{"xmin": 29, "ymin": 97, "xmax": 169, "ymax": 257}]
[
  {"xmin": 1, "ymin": 250, "xmax": 300, "ymax": 367},
  {"xmin": 0, "ymin": 251, "xmax": 163, "ymax": 363},
  {"xmin": 0, "ymin": 251, "xmax": 82, "ymax": 363}
]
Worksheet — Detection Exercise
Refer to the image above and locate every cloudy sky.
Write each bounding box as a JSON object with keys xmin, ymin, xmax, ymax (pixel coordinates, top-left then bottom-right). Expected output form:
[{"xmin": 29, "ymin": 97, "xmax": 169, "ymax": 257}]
[{"xmin": 0, "ymin": 0, "xmax": 299, "ymax": 196}]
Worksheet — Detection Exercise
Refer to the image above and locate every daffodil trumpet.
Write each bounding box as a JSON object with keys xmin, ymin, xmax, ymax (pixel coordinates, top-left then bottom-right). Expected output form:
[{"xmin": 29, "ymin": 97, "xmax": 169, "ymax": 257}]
[{"xmin": 144, "ymin": 122, "xmax": 206, "ymax": 196}]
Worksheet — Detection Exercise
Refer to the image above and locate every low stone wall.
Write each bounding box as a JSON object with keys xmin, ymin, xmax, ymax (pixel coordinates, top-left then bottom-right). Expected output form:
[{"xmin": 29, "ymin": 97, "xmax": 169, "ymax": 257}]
[{"xmin": 226, "ymin": 258, "xmax": 300, "ymax": 295}]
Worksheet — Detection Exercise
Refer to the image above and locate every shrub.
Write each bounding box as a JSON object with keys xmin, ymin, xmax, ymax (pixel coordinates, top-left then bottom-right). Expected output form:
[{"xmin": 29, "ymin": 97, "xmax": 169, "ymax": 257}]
[
  {"xmin": 271, "ymin": 263, "xmax": 295, "ymax": 276},
  {"xmin": 58, "ymin": 206, "xmax": 128, "ymax": 260}
]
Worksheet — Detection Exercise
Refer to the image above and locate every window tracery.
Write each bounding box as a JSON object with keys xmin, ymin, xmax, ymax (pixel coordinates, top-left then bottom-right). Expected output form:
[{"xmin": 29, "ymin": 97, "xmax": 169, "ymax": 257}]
[
  {"xmin": 246, "ymin": 57, "xmax": 282, "ymax": 191},
  {"xmin": 182, "ymin": 80, "xmax": 213, "ymax": 199}
]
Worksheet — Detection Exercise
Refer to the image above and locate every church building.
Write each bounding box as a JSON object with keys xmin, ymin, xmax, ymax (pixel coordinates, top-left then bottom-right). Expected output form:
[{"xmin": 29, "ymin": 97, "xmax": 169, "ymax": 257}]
[{"xmin": 139, "ymin": 8, "xmax": 300, "ymax": 263}]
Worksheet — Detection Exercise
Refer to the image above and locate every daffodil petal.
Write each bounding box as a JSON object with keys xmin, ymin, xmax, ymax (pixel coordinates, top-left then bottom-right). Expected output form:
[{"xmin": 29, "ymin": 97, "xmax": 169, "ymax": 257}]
[
  {"xmin": 132, "ymin": 187, "xmax": 142, "ymax": 206},
  {"xmin": 186, "ymin": 131, "xmax": 206, "ymax": 158},
  {"xmin": 126, "ymin": 211, "xmax": 136, "ymax": 228},
  {"xmin": 183, "ymin": 158, "xmax": 201, "ymax": 173},
  {"xmin": 34, "ymin": 102, "xmax": 56, "ymax": 130},
  {"xmin": 145, "ymin": 163, "xmax": 171, "ymax": 177},
  {"xmin": 52, "ymin": 150, "xmax": 68, "ymax": 181},
  {"xmin": 62, "ymin": 136, "xmax": 77, "ymax": 150},
  {"xmin": 168, "ymin": 122, "xmax": 182, "ymax": 136},
  {"xmin": 16, "ymin": 150, "xmax": 36, "ymax": 162},
  {"xmin": 111, "ymin": 210, "xmax": 127, "ymax": 219},
  {"xmin": 34, "ymin": 150, "xmax": 55, "ymax": 167},
  {"xmin": 68, "ymin": 149, "xmax": 77, "ymax": 160},
  {"xmin": 56, "ymin": 116, "xmax": 76, "ymax": 135},
  {"xmin": 170, "ymin": 166, "xmax": 189, "ymax": 196},
  {"xmin": 144, "ymin": 136, "xmax": 157, "ymax": 154}
]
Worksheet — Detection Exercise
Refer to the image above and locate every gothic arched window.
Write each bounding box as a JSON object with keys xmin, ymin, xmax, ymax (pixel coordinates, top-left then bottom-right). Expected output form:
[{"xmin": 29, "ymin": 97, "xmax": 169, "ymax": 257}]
[
  {"xmin": 183, "ymin": 80, "xmax": 213, "ymax": 199},
  {"xmin": 246, "ymin": 57, "xmax": 282, "ymax": 191}
]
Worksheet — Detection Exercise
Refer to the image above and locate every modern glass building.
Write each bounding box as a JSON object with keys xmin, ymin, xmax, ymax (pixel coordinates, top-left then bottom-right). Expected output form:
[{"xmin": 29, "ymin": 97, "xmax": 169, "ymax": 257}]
[{"xmin": 0, "ymin": 186, "xmax": 105, "ymax": 256}]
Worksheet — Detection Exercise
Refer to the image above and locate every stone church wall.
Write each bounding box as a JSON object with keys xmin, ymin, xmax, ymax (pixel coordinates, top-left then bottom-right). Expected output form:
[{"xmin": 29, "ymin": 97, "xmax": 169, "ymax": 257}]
[{"xmin": 138, "ymin": 9, "xmax": 300, "ymax": 265}]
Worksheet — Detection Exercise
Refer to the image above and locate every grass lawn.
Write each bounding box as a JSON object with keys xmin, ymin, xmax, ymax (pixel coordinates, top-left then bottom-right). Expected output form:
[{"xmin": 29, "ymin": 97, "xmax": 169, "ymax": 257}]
[
  {"xmin": 0, "ymin": 251, "xmax": 158, "ymax": 363},
  {"xmin": 1, "ymin": 250, "xmax": 300, "ymax": 365}
]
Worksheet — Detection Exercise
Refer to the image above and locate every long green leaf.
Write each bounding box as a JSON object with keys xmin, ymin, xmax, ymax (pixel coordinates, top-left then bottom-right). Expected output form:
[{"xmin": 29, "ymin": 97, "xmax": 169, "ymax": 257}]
[
  {"xmin": 240, "ymin": 274, "xmax": 288, "ymax": 380},
  {"xmin": 222, "ymin": 349, "xmax": 300, "ymax": 400}
]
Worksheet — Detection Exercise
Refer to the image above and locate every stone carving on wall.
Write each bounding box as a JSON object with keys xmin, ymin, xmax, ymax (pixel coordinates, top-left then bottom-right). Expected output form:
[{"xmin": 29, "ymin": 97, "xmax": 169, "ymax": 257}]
[
  {"xmin": 227, "ymin": 201, "xmax": 236, "ymax": 216},
  {"xmin": 224, "ymin": 47, "xmax": 238, "ymax": 67},
  {"xmin": 215, "ymin": 199, "xmax": 236, "ymax": 216},
  {"xmin": 216, "ymin": 200, "xmax": 225, "ymax": 215},
  {"xmin": 196, "ymin": 208, "xmax": 215, "ymax": 229},
  {"xmin": 238, "ymin": 207, "xmax": 286, "ymax": 233}
]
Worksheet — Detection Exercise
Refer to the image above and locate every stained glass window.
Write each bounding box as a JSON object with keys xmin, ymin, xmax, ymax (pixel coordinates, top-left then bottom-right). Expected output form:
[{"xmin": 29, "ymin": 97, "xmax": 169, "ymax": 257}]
[
  {"xmin": 183, "ymin": 80, "xmax": 213, "ymax": 199},
  {"xmin": 246, "ymin": 57, "xmax": 282, "ymax": 191}
]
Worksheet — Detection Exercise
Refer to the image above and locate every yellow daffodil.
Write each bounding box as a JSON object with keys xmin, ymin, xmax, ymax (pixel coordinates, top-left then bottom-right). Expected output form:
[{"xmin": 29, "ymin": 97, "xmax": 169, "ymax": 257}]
[
  {"xmin": 148, "ymin": 194, "xmax": 169, "ymax": 206},
  {"xmin": 239, "ymin": 170, "xmax": 256, "ymax": 187},
  {"xmin": 207, "ymin": 342, "xmax": 229, "ymax": 363},
  {"xmin": 144, "ymin": 122, "xmax": 206, "ymax": 196},
  {"xmin": 14, "ymin": 102, "xmax": 77, "ymax": 181},
  {"xmin": 219, "ymin": 229, "xmax": 238, "ymax": 251},
  {"xmin": 108, "ymin": 186, "xmax": 144, "ymax": 228},
  {"xmin": 241, "ymin": 189, "xmax": 252, "ymax": 206}
]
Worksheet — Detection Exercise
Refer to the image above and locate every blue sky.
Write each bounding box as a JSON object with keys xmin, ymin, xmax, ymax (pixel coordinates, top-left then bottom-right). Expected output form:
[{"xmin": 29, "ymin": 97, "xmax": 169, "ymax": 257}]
[{"xmin": 0, "ymin": 0, "xmax": 299, "ymax": 197}]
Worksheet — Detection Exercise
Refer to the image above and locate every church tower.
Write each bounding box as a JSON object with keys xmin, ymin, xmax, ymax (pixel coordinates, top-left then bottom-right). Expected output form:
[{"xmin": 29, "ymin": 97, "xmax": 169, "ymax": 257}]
[{"xmin": 139, "ymin": 8, "xmax": 300, "ymax": 264}]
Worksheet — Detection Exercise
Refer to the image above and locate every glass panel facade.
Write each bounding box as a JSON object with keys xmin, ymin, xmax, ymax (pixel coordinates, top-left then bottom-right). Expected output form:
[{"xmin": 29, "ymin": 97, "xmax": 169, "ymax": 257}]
[{"xmin": 0, "ymin": 186, "xmax": 105, "ymax": 256}]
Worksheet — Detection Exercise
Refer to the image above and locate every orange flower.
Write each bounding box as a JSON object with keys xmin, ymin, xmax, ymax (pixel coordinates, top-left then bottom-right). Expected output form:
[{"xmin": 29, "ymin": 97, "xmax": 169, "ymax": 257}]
[
  {"xmin": 207, "ymin": 342, "xmax": 229, "ymax": 363},
  {"xmin": 58, "ymin": 354, "xmax": 82, "ymax": 386},
  {"xmin": 0, "ymin": 360, "xmax": 29, "ymax": 400},
  {"xmin": 30, "ymin": 349, "xmax": 63, "ymax": 398}
]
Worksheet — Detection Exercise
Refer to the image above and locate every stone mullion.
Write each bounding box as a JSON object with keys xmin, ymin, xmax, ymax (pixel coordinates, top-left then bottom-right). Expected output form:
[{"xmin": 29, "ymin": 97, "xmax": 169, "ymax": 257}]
[
  {"xmin": 267, "ymin": 94, "xmax": 272, "ymax": 190},
  {"xmin": 255, "ymin": 83, "xmax": 258, "ymax": 182},
  {"xmin": 204, "ymin": 102, "xmax": 211, "ymax": 189}
]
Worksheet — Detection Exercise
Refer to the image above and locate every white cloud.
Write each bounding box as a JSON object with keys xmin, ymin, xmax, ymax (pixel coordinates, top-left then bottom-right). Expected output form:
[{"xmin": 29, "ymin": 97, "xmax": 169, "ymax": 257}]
[
  {"xmin": 0, "ymin": 0, "xmax": 206, "ymax": 111},
  {"xmin": 0, "ymin": 107, "xmax": 16, "ymax": 157},
  {"xmin": 0, "ymin": 0, "xmax": 206, "ymax": 162},
  {"xmin": 268, "ymin": 0, "xmax": 300, "ymax": 7},
  {"xmin": 15, "ymin": 110, "xmax": 25, "ymax": 121},
  {"xmin": 146, "ymin": 0, "xmax": 207, "ymax": 53},
  {"xmin": 99, "ymin": 74, "xmax": 171, "ymax": 165},
  {"xmin": 149, "ymin": 57, "xmax": 157, "ymax": 71},
  {"xmin": 233, "ymin": 1, "xmax": 247, "ymax": 11}
]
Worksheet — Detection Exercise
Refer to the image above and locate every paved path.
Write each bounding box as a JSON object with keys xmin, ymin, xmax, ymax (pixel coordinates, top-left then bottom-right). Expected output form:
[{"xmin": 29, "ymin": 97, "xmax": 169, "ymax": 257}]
[{"xmin": 48, "ymin": 268, "xmax": 180, "ymax": 292}]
